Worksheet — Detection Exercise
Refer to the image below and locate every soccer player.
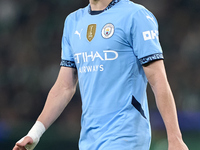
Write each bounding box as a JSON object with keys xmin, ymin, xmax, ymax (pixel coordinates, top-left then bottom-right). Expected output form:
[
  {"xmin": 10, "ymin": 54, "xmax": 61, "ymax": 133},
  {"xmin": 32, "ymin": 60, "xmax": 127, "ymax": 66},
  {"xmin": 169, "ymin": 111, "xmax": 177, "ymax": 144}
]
[{"xmin": 13, "ymin": 0, "xmax": 188, "ymax": 149}]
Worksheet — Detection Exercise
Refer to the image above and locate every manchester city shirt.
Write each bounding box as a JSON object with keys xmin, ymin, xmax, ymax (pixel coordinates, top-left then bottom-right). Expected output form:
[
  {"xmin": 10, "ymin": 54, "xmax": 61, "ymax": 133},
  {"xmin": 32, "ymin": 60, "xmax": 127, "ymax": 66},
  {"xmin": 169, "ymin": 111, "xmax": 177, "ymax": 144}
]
[{"xmin": 61, "ymin": 0, "xmax": 163, "ymax": 149}]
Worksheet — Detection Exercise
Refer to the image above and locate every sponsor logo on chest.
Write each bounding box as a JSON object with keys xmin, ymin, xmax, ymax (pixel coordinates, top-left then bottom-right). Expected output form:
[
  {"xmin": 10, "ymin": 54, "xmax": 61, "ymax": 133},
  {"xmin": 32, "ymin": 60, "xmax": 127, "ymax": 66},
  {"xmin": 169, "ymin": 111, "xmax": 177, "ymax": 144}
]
[{"xmin": 74, "ymin": 50, "xmax": 118, "ymax": 63}]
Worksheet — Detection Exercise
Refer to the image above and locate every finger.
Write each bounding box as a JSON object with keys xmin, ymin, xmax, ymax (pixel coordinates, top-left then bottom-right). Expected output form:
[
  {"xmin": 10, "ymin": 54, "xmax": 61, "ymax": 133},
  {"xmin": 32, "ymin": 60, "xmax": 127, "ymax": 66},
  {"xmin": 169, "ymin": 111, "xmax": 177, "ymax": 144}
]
[
  {"xmin": 13, "ymin": 145, "xmax": 20, "ymax": 150},
  {"xmin": 16, "ymin": 136, "xmax": 33, "ymax": 147},
  {"xmin": 13, "ymin": 144, "xmax": 26, "ymax": 150},
  {"xmin": 16, "ymin": 137, "xmax": 25, "ymax": 145}
]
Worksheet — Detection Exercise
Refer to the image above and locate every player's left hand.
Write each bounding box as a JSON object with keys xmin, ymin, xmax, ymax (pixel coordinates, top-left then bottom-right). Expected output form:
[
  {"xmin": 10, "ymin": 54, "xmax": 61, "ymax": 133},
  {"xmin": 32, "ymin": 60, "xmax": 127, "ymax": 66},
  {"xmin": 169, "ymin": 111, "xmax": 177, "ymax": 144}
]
[{"xmin": 168, "ymin": 138, "xmax": 189, "ymax": 150}]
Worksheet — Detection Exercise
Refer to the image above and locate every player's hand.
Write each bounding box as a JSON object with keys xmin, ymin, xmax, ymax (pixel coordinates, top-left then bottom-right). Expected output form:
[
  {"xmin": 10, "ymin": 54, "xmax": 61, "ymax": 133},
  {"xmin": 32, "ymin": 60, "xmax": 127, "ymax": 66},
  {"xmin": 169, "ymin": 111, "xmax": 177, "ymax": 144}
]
[
  {"xmin": 13, "ymin": 136, "xmax": 36, "ymax": 150},
  {"xmin": 168, "ymin": 138, "xmax": 189, "ymax": 150},
  {"xmin": 13, "ymin": 121, "xmax": 45, "ymax": 150}
]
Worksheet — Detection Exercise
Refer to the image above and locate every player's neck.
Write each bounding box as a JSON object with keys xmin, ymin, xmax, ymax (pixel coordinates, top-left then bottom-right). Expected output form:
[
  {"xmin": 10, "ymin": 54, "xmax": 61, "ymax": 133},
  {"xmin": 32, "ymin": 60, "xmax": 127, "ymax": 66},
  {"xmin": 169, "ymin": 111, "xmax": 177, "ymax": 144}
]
[{"xmin": 89, "ymin": 0, "xmax": 113, "ymax": 11}]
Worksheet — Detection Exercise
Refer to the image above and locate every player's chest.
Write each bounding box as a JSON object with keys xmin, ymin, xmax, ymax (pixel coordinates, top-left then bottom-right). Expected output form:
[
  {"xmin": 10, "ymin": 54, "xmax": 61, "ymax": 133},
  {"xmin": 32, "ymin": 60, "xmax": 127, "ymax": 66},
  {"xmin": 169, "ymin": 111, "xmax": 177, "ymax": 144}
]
[{"xmin": 70, "ymin": 14, "xmax": 131, "ymax": 54}]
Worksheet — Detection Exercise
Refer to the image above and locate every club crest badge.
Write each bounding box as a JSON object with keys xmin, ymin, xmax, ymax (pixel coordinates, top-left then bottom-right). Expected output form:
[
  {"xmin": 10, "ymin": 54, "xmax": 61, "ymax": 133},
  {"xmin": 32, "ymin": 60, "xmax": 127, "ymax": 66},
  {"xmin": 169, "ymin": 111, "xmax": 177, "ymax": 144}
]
[
  {"xmin": 87, "ymin": 24, "xmax": 96, "ymax": 42},
  {"xmin": 102, "ymin": 23, "xmax": 114, "ymax": 39}
]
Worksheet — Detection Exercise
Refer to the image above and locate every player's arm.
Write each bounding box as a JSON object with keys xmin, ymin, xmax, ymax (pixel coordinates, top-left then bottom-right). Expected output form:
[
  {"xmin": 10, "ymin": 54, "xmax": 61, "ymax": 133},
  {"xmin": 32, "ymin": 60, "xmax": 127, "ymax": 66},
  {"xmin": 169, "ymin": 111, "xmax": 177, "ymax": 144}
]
[
  {"xmin": 143, "ymin": 60, "xmax": 188, "ymax": 150},
  {"xmin": 37, "ymin": 66, "xmax": 78, "ymax": 129},
  {"xmin": 13, "ymin": 66, "xmax": 78, "ymax": 150}
]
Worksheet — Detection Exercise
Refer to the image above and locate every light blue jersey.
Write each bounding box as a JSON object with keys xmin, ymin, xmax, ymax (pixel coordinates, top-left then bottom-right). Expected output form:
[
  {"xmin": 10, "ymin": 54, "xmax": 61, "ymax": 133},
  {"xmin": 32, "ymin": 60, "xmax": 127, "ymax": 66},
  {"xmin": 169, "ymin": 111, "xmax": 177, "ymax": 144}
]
[{"xmin": 61, "ymin": 0, "xmax": 163, "ymax": 149}]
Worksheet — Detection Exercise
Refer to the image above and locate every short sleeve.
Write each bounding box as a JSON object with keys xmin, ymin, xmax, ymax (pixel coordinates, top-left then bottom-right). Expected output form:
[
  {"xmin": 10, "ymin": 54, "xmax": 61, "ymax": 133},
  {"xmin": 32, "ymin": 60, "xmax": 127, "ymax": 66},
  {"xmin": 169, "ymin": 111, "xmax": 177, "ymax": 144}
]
[
  {"xmin": 131, "ymin": 8, "xmax": 164, "ymax": 65},
  {"xmin": 60, "ymin": 16, "xmax": 76, "ymax": 68}
]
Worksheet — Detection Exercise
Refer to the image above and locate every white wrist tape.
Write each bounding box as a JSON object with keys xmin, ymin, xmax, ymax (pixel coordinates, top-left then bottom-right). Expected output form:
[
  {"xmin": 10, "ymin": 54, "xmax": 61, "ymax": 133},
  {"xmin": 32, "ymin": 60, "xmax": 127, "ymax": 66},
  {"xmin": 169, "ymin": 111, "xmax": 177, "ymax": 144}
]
[
  {"xmin": 27, "ymin": 121, "xmax": 46, "ymax": 141},
  {"xmin": 25, "ymin": 121, "xmax": 46, "ymax": 150}
]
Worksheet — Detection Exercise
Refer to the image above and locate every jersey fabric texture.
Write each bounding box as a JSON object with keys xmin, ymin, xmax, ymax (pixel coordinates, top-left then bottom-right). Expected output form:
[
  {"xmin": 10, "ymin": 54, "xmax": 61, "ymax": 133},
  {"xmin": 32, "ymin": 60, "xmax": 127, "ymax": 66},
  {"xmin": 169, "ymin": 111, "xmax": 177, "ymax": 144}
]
[{"xmin": 61, "ymin": 0, "xmax": 163, "ymax": 149}]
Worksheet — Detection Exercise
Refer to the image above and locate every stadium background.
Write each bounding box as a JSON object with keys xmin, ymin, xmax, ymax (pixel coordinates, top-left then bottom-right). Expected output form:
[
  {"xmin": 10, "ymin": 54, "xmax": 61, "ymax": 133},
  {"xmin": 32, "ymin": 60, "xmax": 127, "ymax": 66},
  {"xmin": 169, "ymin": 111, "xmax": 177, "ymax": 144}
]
[{"xmin": 0, "ymin": 0, "xmax": 199, "ymax": 149}]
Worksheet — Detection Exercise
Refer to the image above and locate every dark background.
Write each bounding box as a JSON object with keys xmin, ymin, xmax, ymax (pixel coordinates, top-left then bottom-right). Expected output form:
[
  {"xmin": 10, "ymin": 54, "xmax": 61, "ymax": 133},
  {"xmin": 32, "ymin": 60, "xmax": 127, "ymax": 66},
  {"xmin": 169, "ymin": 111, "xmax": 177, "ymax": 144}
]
[{"xmin": 0, "ymin": 0, "xmax": 200, "ymax": 149}]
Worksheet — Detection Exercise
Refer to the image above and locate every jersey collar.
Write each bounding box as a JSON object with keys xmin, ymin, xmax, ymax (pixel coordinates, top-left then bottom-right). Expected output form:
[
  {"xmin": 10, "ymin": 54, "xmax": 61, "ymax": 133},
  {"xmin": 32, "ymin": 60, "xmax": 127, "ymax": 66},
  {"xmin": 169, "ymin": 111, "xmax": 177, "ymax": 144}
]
[{"xmin": 88, "ymin": 0, "xmax": 121, "ymax": 15}]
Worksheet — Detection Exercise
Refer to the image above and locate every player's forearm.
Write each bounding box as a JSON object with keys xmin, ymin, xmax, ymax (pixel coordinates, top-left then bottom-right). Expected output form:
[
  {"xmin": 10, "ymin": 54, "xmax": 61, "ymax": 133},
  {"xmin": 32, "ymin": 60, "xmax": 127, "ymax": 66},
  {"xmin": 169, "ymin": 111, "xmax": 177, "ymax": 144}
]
[
  {"xmin": 13, "ymin": 68, "xmax": 78, "ymax": 150},
  {"xmin": 143, "ymin": 60, "xmax": 182, "ymax": 141},
  {"xmin": 37, "ymin": 82, "xmax": 76, "ymax": 130},
  {"xmin": 151, "ymin": 80, "xmax": 182, "ymax": 141},
  {"xmin": 14, "ymin": 86, "xmax": 76, "ymax": 150}
]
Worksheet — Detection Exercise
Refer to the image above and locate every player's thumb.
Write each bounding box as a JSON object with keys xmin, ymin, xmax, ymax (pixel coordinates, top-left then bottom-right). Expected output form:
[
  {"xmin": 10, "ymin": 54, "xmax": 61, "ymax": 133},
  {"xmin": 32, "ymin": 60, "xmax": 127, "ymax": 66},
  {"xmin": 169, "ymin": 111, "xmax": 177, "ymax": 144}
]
[{"xmin": 16, "ymin": 136, "xmax": 33, "ymax": 147}]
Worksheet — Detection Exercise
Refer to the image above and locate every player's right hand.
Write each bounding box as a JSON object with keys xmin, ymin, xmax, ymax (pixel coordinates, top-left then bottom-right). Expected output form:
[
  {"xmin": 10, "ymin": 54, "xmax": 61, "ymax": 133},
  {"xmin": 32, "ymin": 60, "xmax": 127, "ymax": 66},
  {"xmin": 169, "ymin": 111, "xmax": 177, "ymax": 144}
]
[{"xmin": 13, "ymin": 136, "xmax": 34, "ymax": 150}]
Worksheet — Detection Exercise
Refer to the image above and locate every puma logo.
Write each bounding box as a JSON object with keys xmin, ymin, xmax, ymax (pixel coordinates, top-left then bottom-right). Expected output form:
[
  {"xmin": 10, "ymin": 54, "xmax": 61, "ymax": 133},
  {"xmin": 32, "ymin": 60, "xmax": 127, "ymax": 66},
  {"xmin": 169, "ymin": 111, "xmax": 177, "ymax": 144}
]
[
  {"xmin": 146, "ymin": 16, "xmax": 156, "ymax": 26},
  {"xmin": 75, "ymin": 29, "xmax": 83, "ymax": 39}
]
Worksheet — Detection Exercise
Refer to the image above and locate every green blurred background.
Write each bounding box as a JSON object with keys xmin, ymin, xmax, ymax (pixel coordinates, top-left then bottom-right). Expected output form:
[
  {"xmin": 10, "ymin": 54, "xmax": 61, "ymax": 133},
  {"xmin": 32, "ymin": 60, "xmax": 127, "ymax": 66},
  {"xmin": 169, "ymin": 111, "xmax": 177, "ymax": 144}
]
[{"xmin": 0, "ymin": 0, "xmax": 200, "ymax": 149}]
